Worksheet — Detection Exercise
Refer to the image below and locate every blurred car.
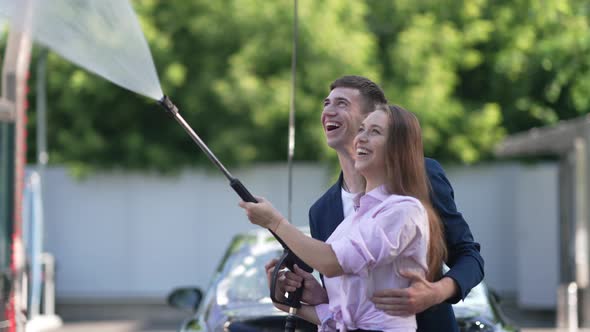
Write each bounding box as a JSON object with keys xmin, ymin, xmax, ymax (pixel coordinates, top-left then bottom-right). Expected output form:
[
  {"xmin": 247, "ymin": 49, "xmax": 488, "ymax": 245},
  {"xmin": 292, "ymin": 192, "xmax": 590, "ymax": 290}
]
[{"xmin": 167, "ymin": 228, "xmax": 519, "ymax": 332}]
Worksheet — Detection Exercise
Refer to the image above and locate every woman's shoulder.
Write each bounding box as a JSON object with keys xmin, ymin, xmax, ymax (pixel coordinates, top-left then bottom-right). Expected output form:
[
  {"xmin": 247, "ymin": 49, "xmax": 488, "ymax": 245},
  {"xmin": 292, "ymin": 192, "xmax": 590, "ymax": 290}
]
[{"xmin": 377, "ymin": 194, "xmax": 426, "ymax": 217}]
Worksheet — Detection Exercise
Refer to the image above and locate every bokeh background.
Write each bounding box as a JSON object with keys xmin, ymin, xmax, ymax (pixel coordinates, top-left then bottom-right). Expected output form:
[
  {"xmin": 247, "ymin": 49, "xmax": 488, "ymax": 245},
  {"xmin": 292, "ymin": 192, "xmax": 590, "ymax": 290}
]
[{"xmin": 2, "ymin": 0, "xmax": 590, "ymax": 331}]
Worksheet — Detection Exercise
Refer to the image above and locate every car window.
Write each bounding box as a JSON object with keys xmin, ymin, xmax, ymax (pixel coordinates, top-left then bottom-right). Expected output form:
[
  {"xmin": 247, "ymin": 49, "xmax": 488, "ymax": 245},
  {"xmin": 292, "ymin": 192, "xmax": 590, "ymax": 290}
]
[
  {"xmin": 215, "ymin": 236, "xmax": 321, "ymax": 306},
  {"xmin": 216, "ymin": 242, "xmax": 283, "ymax": 305},
  {"xmin": 453, "ymin": 283, "xmax": 494, "ymax": 320}
]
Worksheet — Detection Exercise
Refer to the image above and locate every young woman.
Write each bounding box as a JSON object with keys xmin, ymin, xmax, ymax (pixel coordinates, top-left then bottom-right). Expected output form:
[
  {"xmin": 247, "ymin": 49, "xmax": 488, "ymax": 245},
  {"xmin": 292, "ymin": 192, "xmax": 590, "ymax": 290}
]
[{"xmin": 239, "ymin": 104, "xmax": 447, "ymax": 332}]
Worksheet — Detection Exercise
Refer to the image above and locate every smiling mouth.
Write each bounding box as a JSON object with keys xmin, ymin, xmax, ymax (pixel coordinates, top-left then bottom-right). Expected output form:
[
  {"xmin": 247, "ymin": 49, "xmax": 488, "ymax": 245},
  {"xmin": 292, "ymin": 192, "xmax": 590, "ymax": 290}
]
[
  {"xmin": 356, "ymin": 147, "xmax": 370, "ymax": 156},
  {"xmin": 325, "ymin": 121, "xmax": 341, "ymax": 132}
]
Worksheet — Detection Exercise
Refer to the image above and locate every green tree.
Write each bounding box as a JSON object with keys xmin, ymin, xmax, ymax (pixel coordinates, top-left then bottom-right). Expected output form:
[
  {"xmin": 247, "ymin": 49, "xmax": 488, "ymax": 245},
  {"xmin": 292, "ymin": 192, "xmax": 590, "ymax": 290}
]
[
  {"xmin": 367, "ymin": 0, "xmax": 504, "ymax": 163},
  {"xmin": 18, "ymin": 0, "xmax": 590, "ymax": 172},
  {"xmin": 481, "ymin": 0, "xmax": 590, "ymax": 132},
  {"xmin": 365, "ymin": 0, "xmax": 589, "ymax": 163},
  {"xmin": 25, "ymin": 0, "xmax": 378, "ymax": 174}
]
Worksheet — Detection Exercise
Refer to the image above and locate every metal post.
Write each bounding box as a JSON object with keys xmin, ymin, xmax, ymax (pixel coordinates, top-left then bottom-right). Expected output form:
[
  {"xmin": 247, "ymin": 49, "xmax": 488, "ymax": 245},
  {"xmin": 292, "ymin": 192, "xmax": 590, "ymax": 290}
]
[
  {"xmin": 0, "ymin": 1, "xmax": 33, "ymax": 330},
  {"xmin": 569, "ymin": 282, "xmax": 579, "ymax": 332},
  {"xmin": 581, "ymin": 129, "xmax": 590, "ymax": 327},
  {"xmin": 37, "ymin": 48, "xmax": 48, "ymax": 172},
  {"xmin": 572, "ymin": 138, "xmax": 590, "ymax": 328},
  {"xmin": 559, "ymin": 138, "xmax": 590, "ymax": 329},
  {"xmin": 558, "ymin": 150, "xmax": 576, "ymax": 328},
  {"xmin": 40, "ymin": 253, "xmax": 56, "ymax": 315},
  {"xmin": 573, "ymin": 138, "xmax": 589, "ymax": 288},
  {"xmin": 0, "ymin": 101, "xmax": 15, "ymax": 285},
  {"xmin": 27, "ymin": 47, "xmax": 48, "ymax": 319}
]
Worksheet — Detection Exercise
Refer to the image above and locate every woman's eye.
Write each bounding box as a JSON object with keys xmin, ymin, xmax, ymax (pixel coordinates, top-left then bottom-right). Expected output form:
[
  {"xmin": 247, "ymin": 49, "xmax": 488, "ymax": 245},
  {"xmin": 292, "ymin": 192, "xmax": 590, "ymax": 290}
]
[
  {"xmin": 358, "ymin": 127, "xmax": 365, "ymax": 133},
  {"xmin": 372, "ymin": 129, "xmax": 381, "ymax": 135}
]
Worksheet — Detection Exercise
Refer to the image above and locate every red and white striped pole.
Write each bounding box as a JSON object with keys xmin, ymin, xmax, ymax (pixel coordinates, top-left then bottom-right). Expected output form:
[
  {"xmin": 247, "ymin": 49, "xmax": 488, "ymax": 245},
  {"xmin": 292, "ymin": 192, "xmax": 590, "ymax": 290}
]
[{"xmin": 1, "ymin": 1, "xmax": 33, "ymax": 331}]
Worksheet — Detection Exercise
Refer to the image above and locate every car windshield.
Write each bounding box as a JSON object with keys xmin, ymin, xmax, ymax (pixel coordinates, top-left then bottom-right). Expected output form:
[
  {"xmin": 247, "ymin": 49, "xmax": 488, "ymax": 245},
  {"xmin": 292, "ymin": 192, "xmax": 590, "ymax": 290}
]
[
  {"xmin": 215, "ymin": 235, "xmax": 284, "ymax": 305},
  {"xmin": 452, "ymin": 283, "xmax": 495, "ymax": 320}
]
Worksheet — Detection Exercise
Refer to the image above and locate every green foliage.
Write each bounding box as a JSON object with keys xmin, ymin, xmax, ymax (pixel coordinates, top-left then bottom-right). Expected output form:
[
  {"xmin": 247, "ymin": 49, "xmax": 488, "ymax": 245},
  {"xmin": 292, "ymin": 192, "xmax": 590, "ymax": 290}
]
[{"xmin": 20, "ymin": 0, "xmax": 590, "ymax": 171}]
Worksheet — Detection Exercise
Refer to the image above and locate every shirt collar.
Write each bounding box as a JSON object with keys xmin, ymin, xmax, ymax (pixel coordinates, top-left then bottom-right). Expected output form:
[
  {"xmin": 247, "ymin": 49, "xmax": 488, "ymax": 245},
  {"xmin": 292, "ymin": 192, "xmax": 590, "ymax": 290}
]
[
  {"xmin": 364, "ymin": 184, "xmax": 389, "ymax": 201},
  {"xmin": 353, "ymin": 184, "xmax": 389, "ymax": 211}
]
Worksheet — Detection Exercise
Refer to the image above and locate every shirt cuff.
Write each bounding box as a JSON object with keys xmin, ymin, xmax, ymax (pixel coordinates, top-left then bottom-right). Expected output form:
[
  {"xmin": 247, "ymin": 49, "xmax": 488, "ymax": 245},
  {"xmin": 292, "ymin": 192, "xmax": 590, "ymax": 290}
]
[
  {"xmin": 315, "ymin": 304, "xmax": 336, "ymax": 332},
  {"xmin": 441, "ymin": 272, "xmax": 465, "ymax": 304}
]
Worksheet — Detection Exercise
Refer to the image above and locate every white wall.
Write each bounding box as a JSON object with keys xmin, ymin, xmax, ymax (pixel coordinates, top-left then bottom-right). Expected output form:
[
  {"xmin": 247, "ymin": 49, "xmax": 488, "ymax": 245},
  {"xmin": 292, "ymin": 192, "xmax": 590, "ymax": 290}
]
[
  {"xmin": 446, "ymin": 164, "xmax": 520, "ymax": 293},
  {"xmin": 514, "ymin": 164, "xmax": 559, "ymax": 308},
  {"xmin": 38, "ymin": 161, "xmax": 559, "ymax": 308},
  {"xmin": 41, "ymin": 163, "xmax": 330, "ymax": 300},
  {"xmin": 446, "ymin": 162, "xmax": 559, "ymax": 307}
]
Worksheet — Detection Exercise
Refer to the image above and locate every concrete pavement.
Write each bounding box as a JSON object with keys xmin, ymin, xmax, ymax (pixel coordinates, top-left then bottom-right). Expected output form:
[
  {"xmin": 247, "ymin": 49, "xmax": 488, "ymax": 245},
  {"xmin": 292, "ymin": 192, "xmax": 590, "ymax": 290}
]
[
  {"xmin": 46, "ymin": 302, "xmax": 187, "ymax": 332},
  {"xmin": 43, "ymin": 297, "xmax": 584, "ymax": 332}
]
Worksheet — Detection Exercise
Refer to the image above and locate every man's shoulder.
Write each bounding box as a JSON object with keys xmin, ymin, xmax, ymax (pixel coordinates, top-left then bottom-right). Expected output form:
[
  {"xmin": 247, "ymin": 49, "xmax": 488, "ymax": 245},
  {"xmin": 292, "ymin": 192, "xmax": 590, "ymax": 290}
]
[
  {"xmin": 425, "ymin": 157, "xmax": 443, "ymax": 173},
  {"xmin": 310, "ymin": 180, "xmax": 341, "ymax": 213}
]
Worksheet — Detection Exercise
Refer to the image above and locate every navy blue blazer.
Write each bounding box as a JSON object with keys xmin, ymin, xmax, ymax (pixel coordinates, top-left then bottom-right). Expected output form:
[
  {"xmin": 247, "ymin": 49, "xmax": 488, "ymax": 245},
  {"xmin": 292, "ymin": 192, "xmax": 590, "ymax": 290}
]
[{"xmin": 308, "ymin": 158, "xmax": 484, "ymax": 332}]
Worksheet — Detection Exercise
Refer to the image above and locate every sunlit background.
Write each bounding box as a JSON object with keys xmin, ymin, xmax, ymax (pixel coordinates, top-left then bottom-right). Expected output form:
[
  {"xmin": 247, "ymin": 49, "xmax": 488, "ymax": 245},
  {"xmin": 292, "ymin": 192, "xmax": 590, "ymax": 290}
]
[{"xmin": 1, "ymin": 0, "xmax": 589, "ymax": 331}]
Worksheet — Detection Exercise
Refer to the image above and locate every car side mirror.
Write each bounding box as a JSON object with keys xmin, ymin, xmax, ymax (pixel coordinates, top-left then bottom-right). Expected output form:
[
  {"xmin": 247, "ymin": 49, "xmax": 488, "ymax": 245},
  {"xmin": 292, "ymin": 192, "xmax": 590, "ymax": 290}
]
[{"xmin": 167, "ymin": 287, "xmax": 203, "ymax": 312}]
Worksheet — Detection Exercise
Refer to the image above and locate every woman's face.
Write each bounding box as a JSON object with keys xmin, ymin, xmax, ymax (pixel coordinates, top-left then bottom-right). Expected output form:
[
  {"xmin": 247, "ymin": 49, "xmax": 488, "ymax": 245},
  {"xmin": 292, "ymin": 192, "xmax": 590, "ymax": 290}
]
[{"xmin": 353, "ymin": 110, "xmax": 389, "ymax": 181}]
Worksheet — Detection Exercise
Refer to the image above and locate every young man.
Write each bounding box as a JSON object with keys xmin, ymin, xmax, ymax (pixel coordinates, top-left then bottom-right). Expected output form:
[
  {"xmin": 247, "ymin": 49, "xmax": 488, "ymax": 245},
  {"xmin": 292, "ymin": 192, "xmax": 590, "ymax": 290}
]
[{"xmin": 270, "ymin": 75, "xmax": 484, "ymax": 332}]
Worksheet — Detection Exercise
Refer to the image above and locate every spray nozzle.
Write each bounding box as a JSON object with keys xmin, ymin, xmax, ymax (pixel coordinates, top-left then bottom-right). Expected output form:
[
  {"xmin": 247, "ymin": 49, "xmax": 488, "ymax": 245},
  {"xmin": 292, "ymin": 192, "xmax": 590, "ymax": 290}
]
[{"xmin": 158, "ymin": 95, "xmax": 179, "ymax": 117}]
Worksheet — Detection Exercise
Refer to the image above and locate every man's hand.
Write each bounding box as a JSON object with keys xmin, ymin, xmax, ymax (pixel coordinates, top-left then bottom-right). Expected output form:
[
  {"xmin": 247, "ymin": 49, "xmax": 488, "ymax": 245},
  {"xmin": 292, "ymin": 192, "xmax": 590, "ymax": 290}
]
[
  {"xmin": 372, "ymin": 271, "xmax": 455, "ymax": 316},
  {"xmin": 265, "ymin": 258, "xmax": 287, "ymax": 303},
  {"xmin": 285, "ymin": 264, "xmax": 328, "ymax": 305},
  {"xmin": 264, "ymin": 259, "xmax": 328, "ymax": 306}
]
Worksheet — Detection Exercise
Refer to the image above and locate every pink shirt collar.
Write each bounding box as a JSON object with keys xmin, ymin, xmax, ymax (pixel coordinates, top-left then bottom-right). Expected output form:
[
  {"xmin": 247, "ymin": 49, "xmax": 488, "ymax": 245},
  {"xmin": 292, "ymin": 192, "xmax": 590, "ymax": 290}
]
[{"xmin": 353, "ymin": 184, "xmax": 390, "ymax": 211}]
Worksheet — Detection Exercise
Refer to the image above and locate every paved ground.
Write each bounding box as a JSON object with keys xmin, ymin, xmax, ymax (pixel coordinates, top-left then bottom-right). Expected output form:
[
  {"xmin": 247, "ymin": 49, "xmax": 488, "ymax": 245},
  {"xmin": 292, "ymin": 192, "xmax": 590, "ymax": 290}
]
[
  {"xmin": 500, "ymin": 296, "xmax": 555, "ymax": 329},
  {"xmin": 42, "ymin": 297, "xmax": 578, "ymax": 332},
  {"xmin": 46, "ymin": 302, "xmax": 188, "ymax": 332}
]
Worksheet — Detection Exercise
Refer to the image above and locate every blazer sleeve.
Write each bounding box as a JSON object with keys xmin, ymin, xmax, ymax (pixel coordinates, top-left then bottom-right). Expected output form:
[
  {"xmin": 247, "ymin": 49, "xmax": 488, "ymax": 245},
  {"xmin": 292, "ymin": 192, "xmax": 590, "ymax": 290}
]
[
  {"xmin": 426, "ymin": 158, "xmax": 485, "ymax": 303},
  {"xmin": 309, "ymin": 205, "xmax": 320, "ymax": 241}
]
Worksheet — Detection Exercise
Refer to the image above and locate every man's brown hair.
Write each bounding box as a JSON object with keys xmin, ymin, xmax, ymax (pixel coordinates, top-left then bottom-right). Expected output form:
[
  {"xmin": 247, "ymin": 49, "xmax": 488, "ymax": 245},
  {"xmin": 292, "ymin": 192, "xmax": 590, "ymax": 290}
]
[{"xmin": 330, "ymin": 75, "xmax": 388, "ymax": 114}]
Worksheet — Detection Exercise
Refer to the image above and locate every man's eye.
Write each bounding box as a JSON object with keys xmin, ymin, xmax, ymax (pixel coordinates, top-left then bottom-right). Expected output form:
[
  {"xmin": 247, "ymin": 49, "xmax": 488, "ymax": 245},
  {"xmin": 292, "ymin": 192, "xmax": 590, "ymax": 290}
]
[{"xmin": 358, "ymin": 127, "xmax": 365, "ymax": 133}]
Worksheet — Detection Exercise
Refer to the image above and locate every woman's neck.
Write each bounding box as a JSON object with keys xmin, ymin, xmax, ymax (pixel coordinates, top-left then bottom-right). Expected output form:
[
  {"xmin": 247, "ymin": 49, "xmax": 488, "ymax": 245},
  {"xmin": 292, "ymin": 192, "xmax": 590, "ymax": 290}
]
[
  {"xmin": 364, "ymin": 173, "xmax": 386, "ymax": 193},
  {"xmin": 364, "ymin": 181, "xmax": 379, "ymax": 193}
]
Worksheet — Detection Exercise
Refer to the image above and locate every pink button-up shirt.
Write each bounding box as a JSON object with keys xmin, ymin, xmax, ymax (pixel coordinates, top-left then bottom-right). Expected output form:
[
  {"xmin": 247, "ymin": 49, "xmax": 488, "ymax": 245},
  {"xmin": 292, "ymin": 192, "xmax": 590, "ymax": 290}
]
[{"xmin": 314, "ymin": 185, "xmax": 429, "ymax": 332}]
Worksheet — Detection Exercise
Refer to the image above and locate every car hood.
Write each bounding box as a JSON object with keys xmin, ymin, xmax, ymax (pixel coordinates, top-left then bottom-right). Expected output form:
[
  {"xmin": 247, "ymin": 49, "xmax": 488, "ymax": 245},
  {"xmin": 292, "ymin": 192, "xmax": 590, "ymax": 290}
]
[
  {"xmin": 222, "ymin": 301, "xmax": 283, "ymax": 319},
  {"xmin": 215, "ymin": 299, "xmax": 496, "ymax": 321}
]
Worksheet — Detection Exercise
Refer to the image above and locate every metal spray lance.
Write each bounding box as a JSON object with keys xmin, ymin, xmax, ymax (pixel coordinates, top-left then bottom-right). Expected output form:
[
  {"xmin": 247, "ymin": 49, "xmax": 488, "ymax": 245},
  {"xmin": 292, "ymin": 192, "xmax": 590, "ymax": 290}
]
[{"xmin": 157, "ymin": 95, "xmax": 312, "ymax": 332}]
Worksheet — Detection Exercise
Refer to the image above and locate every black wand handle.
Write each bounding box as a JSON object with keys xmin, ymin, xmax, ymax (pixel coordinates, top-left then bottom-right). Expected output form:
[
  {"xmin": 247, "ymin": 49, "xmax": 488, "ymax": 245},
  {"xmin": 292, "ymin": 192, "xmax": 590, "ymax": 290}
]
[
  {"xmin": 230, "ymin": 179, "xmax": 313, "ymax": 307},
  {"xmin": 232, "ymin": 177, "xmax": 312, "ymax": 271},
  {"xmin": 270, "ymin": 249, "xmax": 313, "ymax": 308},
  {"xmin": 230, "ymin": 178, "xmax": 258, "ymax": 203},
  {"xmin": 231, "ymin": 177, "xmax": 312, "ymax": 273},
  {"xmin": 285, "ymin": 314, "xmax": 297, "ymax": 332}
]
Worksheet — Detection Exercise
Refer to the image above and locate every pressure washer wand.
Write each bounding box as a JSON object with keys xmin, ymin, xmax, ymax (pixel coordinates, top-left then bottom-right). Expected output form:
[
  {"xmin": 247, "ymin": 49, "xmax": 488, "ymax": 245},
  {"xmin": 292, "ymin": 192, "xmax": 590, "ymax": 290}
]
[
  {"xmin": 157, "ymin": 95, "xmax": 255, "ymax": 200},
  {"xmin": 157, "ymin": 96, "xmax": 313, "ymax": 311}
]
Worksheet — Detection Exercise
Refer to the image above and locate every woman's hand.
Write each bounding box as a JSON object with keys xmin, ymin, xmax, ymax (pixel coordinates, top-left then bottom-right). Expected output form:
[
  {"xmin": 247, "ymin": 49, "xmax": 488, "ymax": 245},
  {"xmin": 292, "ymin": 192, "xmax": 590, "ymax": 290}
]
[{"xmin": 239, "ymin": 196, "xmax": 285, "ymax": 231}]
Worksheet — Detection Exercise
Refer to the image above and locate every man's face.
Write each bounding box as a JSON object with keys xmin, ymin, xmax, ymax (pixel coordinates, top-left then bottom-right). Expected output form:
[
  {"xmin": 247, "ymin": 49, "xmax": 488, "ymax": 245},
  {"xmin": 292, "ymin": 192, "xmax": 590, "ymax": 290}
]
[{"xmin": 321, "ymin": 87, "xmax": 365, "ymax": 152}]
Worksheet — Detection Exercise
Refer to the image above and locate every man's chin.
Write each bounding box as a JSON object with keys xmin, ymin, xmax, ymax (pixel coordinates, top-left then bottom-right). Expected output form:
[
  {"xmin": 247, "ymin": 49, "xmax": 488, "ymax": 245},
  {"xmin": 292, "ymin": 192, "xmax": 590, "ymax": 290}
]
[{"xmin": 325, "ymin": 137, "xmax": 340, "ymax": 149}]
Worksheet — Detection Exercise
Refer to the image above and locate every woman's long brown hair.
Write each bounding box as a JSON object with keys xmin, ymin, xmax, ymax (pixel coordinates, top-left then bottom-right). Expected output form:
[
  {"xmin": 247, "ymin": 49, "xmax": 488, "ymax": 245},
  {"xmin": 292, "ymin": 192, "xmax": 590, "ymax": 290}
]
[{"xmin": 381, "ymin": 104, "xmax": 447, "ymax": 281}]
